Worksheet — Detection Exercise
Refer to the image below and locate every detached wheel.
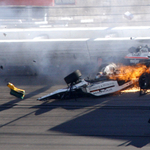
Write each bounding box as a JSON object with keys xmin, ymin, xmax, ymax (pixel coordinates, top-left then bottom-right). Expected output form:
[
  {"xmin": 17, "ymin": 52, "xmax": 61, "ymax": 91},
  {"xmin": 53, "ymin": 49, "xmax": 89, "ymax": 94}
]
[
  {"xmin": 64, "ymin": 70, "xmax": 82, "ymax": 85},
  {"xmin": 139, "ymin": 73, "xmax": 150, "ymax": 89}
]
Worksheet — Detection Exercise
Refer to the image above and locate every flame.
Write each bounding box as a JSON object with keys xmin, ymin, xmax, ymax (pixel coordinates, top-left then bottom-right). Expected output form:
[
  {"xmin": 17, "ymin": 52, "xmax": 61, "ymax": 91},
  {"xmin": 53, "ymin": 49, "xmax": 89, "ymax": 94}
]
[
  {"xmin": 109, "ymin": 64, "xmax": 149, "ymax": 82},
  {"xmin": 122, "ymin": 87, "xmax": 150, "ymax": 93},
  {"xmin": 108, "ymin": 63, "xmax": 150, "ymax": 93},
  {"xmin": 122, "ymin": 87, "xmax": 140, "ymax": 93}
]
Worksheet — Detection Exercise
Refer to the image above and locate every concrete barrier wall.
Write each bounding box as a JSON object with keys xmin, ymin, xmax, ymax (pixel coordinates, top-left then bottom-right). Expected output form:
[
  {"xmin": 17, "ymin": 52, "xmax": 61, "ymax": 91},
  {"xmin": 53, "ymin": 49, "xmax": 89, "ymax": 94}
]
[{"xmin": 0, "ymin": 39, "xmax": 147, "ymax": 77}]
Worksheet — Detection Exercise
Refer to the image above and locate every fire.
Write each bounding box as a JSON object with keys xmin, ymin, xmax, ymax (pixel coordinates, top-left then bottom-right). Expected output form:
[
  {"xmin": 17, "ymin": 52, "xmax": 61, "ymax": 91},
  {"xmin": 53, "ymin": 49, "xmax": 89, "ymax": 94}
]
[
  {"xmin": 122, "ymin": 87, "xmax": 150, "ymax": 93},
  {"xmin": 122, "ymin": 87, "xmax": 140, "ymax": 93},
  {"xmin": 109, "ymin": 63, "xmax": 149, "ymax": 82}
]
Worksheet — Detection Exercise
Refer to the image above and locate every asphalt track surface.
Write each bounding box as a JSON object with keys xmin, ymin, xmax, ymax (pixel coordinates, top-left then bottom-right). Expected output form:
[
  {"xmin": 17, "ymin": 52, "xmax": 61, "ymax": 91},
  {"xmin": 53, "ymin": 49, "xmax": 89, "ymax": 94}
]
[
  {"xmin": 0, "ymin": 37, "xmax": 150, "ymax": 149},
  {"xmin": 1, "ymin": 76, "xmax": 150, "ymax": 150}
]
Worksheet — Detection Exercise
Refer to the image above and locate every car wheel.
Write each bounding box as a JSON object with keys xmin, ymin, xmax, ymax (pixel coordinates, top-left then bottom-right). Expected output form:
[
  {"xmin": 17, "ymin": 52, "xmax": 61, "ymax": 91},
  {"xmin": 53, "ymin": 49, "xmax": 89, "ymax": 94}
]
[
  {"xmin": 64, "ymin": 70, "xmax": 82, "ymax": 85},
  {"xmin": 139, "ymin": 73, "xmax": 150, "ymax": 89}
]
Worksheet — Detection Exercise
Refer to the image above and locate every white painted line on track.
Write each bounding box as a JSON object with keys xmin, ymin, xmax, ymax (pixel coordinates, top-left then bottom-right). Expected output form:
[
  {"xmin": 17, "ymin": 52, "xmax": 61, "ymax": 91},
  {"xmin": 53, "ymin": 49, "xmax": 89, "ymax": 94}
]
[
  {"xmin": 112, "ymin": 26, "xmax": 150, "ymax": 30},
  {"xmin": 0, "ymin": 37, "xmax": 150, "ymax": 43},
  {"xmin": 0, "ymin": 27, "xmax": 108, "ymax": 32},
  {"xmin": 94, "ymin": 37, "xmax": 150, "ymax": 41},
  {"xmin": 0, "ymin": 38, "xmax": 90, "ymax": 42},
  {"xmin": 94, "ymin": 37, "xmax": 131, "ymax": 41},
  {"xmin": 134, "ymin": 37, "xmax": 150, "ymax": 40},
  {"xmin": 1, "ymin": 26, "xmax": 150, "ymax": 32}
]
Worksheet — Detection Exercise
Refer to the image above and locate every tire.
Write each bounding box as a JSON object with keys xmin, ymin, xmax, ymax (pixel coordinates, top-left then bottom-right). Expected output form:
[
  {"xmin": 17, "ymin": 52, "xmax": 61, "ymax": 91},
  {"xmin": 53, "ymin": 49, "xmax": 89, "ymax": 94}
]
[
  {"xmin": 139, "ymin": 73, "xmax": 150, "ymax": 89},
  {"xmin": 64, "ymin": 70, "xmax": 82, "ymax": 84}
]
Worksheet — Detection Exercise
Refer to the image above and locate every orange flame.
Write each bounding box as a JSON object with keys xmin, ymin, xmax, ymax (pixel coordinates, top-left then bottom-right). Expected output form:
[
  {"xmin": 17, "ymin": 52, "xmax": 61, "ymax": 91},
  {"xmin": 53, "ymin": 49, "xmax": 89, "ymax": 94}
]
[
  {"xmin": 109, "ymin": 64, "xmax": 149, "ymax": 82},
  {"xmin": 109, "ymin": 64, "xmax": 150, "ymax": 93},
  {"xmin": 122, "ymin": 87, "xmax": 140, "ymax": 93}
]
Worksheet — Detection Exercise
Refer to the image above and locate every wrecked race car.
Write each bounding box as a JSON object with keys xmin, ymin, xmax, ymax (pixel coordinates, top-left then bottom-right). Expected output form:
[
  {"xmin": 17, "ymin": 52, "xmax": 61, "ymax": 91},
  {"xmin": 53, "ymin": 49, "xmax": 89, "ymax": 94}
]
[
  {"xmin": 37, "ymin": 69, "xmax": 138, "ymax": 101},
  {"xmin": 97, "ymin": 45, "xmax": 150, "ymax": 73},
  {"xmin": 125, "ymin": 45, "xmax": 150, "ymax": 65}
]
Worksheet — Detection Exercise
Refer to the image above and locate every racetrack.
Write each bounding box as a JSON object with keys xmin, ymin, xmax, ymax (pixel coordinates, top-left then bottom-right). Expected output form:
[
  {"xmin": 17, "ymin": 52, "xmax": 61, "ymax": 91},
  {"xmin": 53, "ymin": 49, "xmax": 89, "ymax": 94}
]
[
  {"xmin": 1, "ymin": 0, "xmax": 150, "ymax": 148},
  {"xmin": 1, "ymin": 75, "xmax": 150, "ymax": 150},
  {"xmin": 1, "ymin": 34, "xmax": 150, "ymax": 149}
]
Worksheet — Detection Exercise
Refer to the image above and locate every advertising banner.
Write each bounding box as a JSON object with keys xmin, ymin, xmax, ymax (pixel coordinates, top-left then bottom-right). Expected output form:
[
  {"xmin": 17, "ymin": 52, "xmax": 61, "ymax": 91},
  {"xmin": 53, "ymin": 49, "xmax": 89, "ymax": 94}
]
[{"xmin": 0, "ymin": 0, "xmax": 54, "ymax": 6}]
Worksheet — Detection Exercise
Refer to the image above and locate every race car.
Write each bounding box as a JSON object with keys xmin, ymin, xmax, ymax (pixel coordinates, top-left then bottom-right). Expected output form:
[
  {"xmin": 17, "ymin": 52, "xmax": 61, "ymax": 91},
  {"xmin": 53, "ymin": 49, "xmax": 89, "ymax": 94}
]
[
  {"xmin": 125, "ymin": 45, "xmax": 150, "ymax": 65},
  {"xmin": 37, "ymin": 70, "xmax": 137, "ymax": 101},
  {"xmin": 97, "ymin": 45, "xmax": 150, "ymax": 73}
]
